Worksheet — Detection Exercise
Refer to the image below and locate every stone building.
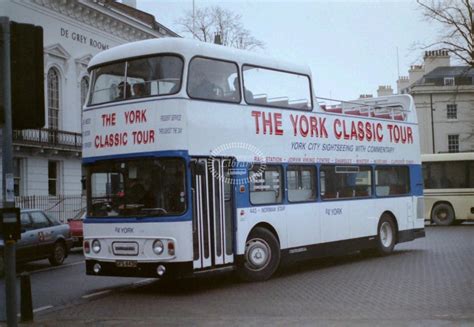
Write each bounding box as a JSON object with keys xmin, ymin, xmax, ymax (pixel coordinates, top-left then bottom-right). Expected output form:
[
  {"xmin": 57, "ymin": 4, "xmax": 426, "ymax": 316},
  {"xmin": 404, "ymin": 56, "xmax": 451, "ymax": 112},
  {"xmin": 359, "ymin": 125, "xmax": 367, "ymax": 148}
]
[
  {"xmin": 0, "ymin": 0, "xmax": 177, "ymax": 202},
  {"xmin": 380, "ymin": 50, "xmax": 474, "ymax": 154}
]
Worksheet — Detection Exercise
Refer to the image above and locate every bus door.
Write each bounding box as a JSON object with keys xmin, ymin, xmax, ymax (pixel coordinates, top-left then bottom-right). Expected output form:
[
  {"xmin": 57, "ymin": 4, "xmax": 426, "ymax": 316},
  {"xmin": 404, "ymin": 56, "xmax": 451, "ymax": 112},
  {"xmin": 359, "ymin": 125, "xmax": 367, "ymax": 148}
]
[{"xmin": 191, "ymin": 158, "xmax": 234, "ymax": 269}]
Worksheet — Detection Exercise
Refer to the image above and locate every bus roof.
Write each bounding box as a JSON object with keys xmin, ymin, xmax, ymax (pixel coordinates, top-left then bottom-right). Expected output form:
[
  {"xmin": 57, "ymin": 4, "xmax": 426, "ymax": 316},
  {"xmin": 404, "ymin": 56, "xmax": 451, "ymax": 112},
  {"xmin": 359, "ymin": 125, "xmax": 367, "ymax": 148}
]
[
  {"xmin": 88, "ymin": 37, "xmax": 312, "ymax": 76},
  {"xmin": 422, "ymin": 152, "xmax": 474, "ymax": 162}
]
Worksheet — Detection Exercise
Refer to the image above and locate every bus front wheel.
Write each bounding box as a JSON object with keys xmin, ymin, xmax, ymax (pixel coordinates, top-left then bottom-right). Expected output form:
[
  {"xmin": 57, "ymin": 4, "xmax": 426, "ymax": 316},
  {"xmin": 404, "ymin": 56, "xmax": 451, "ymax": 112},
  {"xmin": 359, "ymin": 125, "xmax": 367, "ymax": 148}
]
[
  {"xmin": 238, "ymin": 227, "xmax": 280, "ymax": 282},
  {"xmin": 376, "ymin": 214, "xmax": 396, "ymax": 255},
  {"xmin": 431, "ymin": 203, "xmax": 455, "ymax": 226}
]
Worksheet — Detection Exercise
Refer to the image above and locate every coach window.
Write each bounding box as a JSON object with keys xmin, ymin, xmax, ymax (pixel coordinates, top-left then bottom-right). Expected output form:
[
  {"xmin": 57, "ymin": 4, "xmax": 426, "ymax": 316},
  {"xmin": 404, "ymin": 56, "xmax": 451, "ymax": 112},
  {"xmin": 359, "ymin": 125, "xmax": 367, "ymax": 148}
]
[
  {"xmin": 127, "ymin": 55, "xmax": 183, "ymax": 98},
  {"xmin": 375, "ymin": 166, "xmax": 409, "ymax": 196},
  {"xmin": 242, "ymin": 65, "xmax": 312, "ymax": 110},
  {"xmin": 188, "ymin": 57, "xmax": 240, "ymax": 103},
  {"xmin": 89, "ymin": 62, "xmax": 126, "ymax": 105},
  {"xmin": 320, "ymin": 165, "xmax": 372, "ymax": 200},
  {"xmin": 249, "ymin": 166, "xmax": 283, "ymax": 205},
  {"xmin": 287, "ymin": 166, "xmax": 316, "ymax": 202},
  {"xmin": 88, "ymin": 55, "xmax": 183, "ymax": 105}
]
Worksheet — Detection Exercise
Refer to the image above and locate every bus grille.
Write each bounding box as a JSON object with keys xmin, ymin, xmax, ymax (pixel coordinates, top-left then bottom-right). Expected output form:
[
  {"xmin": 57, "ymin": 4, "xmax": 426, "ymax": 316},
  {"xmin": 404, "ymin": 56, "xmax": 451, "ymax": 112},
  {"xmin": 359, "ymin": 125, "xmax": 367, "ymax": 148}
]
[{"xmin": 112, "ymin": 242, "xmax": 139, "ymax": 256}]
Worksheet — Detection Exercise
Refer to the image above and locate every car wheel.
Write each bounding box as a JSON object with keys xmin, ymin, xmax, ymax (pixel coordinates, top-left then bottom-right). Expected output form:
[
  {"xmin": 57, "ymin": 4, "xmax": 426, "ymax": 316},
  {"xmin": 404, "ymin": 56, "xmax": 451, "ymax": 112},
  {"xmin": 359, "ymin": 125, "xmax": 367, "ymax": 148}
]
[
  {"xmin": 431, "ymin": 203, "xmax": 455, "ymax": 226},
  {"xmin": 49, "ymin": 242, "xmax": 66, "ymax": 266},
  {"xmin": 376, "ymin": 214, "xmax": 397, "ymax": 255},
  {"xmin": 237, "ymin": 227, "xmax": 280, "ymax": 282}
]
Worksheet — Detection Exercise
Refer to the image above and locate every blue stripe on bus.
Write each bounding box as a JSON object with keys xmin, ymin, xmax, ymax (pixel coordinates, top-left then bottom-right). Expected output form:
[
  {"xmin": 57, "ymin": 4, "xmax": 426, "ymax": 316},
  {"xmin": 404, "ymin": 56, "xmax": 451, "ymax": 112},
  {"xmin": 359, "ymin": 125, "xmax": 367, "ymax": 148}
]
[
  {"xmin": 82, "ymin": 150, "xmax": 189, "ymax": 164},
  {"xmin": 84, "ymin": 212, "xmax": 192, "ymax": 224}
]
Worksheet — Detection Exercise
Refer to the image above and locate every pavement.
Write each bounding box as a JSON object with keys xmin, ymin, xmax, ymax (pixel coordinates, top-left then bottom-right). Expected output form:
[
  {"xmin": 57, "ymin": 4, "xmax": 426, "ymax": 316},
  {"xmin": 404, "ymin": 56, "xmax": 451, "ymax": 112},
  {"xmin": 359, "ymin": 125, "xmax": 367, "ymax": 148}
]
[{"xmin": 3, "ymin": 224, "xmax": 474, "ymax": 326}]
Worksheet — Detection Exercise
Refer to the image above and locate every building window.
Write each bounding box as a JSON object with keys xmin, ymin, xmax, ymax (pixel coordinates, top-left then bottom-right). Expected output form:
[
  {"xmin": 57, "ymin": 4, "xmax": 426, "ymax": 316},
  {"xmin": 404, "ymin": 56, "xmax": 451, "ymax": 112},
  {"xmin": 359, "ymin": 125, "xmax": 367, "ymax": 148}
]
[
  {"xmin": 448, "ymin": 135, "xmax": 459, "ymax": 153},
  {"xmin": 447, "ymin": 104, "xmax": 457, "ymax": 119},
  {"xmin": 444, "ymin": 77, "xmax": 455, "ymax": 86},
  {"xmin": 80, "ymin": 76, "xmax": 89, "ymax": 108},
  {"xmin": 48, "ymin": 68, "xmax": 60, "ymax": 130},
  {"xmin": 13, "ymin": 158, "xmax": 22, "ymax": 196},
  {"xmin": 48, "ymin": 161, "xmax": 59, "ymax": 196}
]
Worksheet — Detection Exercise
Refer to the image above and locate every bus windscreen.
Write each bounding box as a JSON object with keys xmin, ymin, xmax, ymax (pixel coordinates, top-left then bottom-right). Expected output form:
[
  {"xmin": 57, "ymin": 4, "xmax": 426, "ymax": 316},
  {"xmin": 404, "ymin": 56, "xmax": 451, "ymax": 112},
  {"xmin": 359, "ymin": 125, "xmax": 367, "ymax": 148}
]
[{"xmin": 87, "ymin": 158, "xmax": 186, "ymax": 218}]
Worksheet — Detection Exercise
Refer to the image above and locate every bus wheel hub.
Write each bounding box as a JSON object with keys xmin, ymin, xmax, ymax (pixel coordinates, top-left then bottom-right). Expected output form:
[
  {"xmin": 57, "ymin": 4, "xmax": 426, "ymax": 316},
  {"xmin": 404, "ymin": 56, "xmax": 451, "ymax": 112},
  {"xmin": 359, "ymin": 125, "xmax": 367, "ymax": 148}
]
[{"xmin": 246, "ymin": 239, "xmax": 270, "ymax": 270}]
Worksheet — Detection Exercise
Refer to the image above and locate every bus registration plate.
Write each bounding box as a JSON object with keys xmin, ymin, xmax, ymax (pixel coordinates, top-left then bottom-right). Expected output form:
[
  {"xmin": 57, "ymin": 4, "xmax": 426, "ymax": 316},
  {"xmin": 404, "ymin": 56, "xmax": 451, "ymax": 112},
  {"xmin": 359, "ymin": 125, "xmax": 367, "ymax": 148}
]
[{"xmin": 116, "ymin": 260, "xmax": 137, "ymax": 268}]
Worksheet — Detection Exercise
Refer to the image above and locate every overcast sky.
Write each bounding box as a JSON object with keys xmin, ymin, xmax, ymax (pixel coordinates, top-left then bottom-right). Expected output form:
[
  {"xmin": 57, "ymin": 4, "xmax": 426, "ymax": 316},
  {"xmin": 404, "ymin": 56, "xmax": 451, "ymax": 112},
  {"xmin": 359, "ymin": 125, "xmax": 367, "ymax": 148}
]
[{"xmin": 136, "ymin": 0, "xmax": 439, "ymax": 100}]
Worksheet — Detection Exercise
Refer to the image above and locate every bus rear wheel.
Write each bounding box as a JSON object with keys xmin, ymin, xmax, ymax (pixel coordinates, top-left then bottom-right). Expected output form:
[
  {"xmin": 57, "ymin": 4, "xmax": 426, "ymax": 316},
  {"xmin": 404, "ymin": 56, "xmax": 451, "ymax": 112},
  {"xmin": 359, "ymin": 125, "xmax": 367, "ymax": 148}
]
[
  {"xmin": 238, "ymin": 227, "xmax": 280, "ymax": 282},
  {"xmin": 431, "ymin": 203, "xmax": 455, "ymax": 226},
  {"xmin": 376, "ymin": 214, "xmax": 396, "ymax": 255}
]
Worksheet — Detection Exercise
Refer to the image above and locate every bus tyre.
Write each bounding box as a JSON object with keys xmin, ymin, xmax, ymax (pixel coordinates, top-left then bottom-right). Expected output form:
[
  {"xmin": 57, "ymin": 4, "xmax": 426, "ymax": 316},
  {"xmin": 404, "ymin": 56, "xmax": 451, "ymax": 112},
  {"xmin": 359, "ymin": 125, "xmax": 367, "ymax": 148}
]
[
  {"xmin": 238, "ymin": 227, "xmax": 280, "ymax": 282},
  {"xmin": 431, "ymin": 203, "xmax": 455, "ymax": 226},
  {"xmin": 376, "ymin": 214, "xmax": 396, "ymax": 255},
  {"xmin": 49, "ymin": 242, "xmax": 66, "ymax": 266}
]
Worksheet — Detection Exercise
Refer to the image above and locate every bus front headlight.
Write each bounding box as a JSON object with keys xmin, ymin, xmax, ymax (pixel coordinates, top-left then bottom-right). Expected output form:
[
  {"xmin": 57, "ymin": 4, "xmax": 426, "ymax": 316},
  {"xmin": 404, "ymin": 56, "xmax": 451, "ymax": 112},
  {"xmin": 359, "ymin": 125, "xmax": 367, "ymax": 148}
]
[
  {"xmin": 92, "ymin": 239, "xmax": 101, "ymax": 253},
  {"xmin": 153, "ymin": 240, "xmax": 164, "ymax": 255}
]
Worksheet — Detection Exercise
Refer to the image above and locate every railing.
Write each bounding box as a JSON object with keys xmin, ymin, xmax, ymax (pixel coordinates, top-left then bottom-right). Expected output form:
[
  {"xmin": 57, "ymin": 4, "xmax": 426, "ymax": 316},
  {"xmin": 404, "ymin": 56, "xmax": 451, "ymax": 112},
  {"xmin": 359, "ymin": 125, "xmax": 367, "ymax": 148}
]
[
  {"xmin": 15, "ymin": 195, "xmax": 86, "ymax": 223},
  {"xmin": 13, "ymin": 128, "xmax": 82, "ymax": 151}
]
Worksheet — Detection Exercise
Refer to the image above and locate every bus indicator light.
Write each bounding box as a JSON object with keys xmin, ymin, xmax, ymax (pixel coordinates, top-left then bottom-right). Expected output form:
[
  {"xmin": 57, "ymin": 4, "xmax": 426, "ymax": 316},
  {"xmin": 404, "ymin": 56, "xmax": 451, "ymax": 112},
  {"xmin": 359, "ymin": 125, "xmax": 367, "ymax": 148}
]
[{"xmin": 167, "ymin": 241, "xmax": 175, "ymax": 256}]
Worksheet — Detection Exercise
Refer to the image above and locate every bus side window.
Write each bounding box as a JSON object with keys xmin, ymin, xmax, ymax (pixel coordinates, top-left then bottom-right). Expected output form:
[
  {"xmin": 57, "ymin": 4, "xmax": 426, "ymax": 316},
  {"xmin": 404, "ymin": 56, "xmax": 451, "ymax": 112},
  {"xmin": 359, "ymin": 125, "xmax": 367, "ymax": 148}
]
[
  {"xmin": 249, "ymin": 166, "xmax": 282, "ymax": 205},
  {"xmin": 287, "ymin": 165, "xmax": 316, "ymax": 202},
  {"xmin": 375, "ymin": 166, "xmax": 410, "ymax": 196},
  {"xmin": 188, "ymin": 57, "xmax": 240, "ymax": 103}
]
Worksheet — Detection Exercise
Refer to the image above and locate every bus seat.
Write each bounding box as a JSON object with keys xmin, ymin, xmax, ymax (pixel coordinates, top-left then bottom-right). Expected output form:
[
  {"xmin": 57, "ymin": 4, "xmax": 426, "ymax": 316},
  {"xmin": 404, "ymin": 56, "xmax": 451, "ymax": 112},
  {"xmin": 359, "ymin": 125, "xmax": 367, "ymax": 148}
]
[
  {"xmin": 374, "ymin": 113, "xmax": 391, "ymax": 119},
  {"xmin": 326, "ymin": 107, "xmax": 342, "ymax": 113},
  {"xmin": 345, "ymin": 110, "xmax": 360, "ymax": 115},
  {"xmin": 390, "ymin": 185, "xmax": 406, "ymax": 195},
  {"xmin": 253, "ymin": 95, "xmax": 267, "ymax": 104},
  {"xmin": 394, "ymin": 114, "xmax": 405, "ymax": 121},
  {"xmin": 339, "ymin": 188, "xmax": 355, "ymax": 198},
  {"xmin": 321, "ymin": 192, "xmax": 337, "ymax": 199},
  {"xmin": 268, "ymin": 99, "xmax": 289, "ymax": 107},
  {"xmin": 355, "ymin": 187, "xmax": 370, "ymax": 197}
]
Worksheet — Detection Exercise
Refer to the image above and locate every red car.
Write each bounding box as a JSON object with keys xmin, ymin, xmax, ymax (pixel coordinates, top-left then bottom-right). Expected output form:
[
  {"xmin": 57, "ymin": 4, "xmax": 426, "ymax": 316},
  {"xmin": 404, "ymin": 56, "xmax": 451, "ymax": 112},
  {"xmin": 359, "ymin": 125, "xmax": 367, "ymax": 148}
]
[{"xmin": 67, "ymin": 209, "xmax": 85, "ymax": 247}]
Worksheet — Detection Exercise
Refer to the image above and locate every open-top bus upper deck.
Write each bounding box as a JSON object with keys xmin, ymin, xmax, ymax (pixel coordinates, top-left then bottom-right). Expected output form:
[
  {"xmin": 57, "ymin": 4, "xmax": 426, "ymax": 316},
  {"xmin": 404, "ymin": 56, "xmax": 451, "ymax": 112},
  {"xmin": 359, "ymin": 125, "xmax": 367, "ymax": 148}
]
[{"xmin": 83, "ymin": 38, "xmax": 420, "ymax": 166}]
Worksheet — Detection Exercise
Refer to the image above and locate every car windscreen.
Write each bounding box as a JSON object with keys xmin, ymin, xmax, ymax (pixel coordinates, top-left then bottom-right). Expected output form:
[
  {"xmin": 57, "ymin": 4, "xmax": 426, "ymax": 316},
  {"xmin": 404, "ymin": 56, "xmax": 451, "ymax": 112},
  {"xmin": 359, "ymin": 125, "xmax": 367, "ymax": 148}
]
[{"xmin": 87, "ymin": 158, "xmax": 186, "ymax": 218}]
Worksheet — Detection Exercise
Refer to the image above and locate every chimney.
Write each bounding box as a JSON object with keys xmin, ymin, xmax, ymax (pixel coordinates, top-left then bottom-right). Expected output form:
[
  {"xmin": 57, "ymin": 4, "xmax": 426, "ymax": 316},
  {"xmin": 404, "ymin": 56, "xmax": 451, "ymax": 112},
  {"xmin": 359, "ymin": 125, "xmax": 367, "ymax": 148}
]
[
  {"xmin": 377, "ymin": 85, "xmax": 393, "ymax": 97},
  {"xmin": 423, "ymin": 50, "xmax": 450, "ymax": 74},
  {"xmin": 396, "ymin": 76, "xmax": 410, "ymax": 94},
  {"xmin": 408, "ymin": 65, "xmax": 424, "ymax": 85}
]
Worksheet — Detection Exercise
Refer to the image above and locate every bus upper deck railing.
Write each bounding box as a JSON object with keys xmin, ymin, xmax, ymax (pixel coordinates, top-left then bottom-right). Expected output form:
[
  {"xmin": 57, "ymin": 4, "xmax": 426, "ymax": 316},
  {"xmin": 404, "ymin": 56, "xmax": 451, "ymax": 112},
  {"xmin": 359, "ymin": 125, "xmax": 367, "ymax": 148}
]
[{"xmin": 317, "ymin": 96, "xmax": 411, "ymax": 121}]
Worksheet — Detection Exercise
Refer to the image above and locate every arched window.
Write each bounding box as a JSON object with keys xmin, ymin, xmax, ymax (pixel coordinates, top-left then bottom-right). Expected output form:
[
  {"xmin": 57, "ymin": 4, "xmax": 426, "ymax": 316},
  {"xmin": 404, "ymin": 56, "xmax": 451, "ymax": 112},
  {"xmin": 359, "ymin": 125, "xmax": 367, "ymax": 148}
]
[
  {"xmin": 80, "ymin": 76, "xmax": 89, "ymax": 108},
  {"xmin": 47, "ymin": 68, "xmax": 60, "ymax": 130}
]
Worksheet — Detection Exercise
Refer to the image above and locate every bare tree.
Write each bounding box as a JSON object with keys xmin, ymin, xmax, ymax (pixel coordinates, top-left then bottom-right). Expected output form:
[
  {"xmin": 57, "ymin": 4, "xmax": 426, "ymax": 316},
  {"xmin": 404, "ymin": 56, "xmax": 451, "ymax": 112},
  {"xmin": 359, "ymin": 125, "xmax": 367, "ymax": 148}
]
[
  {"xmin": 417, "ymin": 0, "xmax": 474, "ymax": 66},
  {"xmin": 176, "ymin": 5, "xmax": 264, "ymax": 50}
]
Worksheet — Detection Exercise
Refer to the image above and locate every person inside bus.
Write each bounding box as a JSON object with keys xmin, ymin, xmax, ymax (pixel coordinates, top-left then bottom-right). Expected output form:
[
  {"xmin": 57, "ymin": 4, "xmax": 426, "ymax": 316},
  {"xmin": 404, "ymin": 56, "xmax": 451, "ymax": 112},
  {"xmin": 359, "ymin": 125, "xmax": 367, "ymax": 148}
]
[
  {"xmin": 132, "ymin": 83, "xmax": 146, "ymax": 97},
  {"xmin": 191, "ymin": 74, "xmax": 217, "ymax": 99},
  {"xmin": 126, "ymin": 178, "xmax": 145, "ymax": 204},
  {"xmin": 232, "ymin": 77, "xmax": 253, "ymax": 102},
  {"xmin": 116, "ymin": 81, "xmax": 131, "ymax": 99}
]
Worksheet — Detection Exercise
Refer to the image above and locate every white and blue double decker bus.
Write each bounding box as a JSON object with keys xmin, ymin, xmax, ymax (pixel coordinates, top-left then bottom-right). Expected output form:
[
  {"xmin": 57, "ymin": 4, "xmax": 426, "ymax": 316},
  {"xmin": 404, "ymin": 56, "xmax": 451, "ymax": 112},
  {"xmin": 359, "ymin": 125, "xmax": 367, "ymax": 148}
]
[{"xmin": 82, "ymin": 38, "xmax": 425, "ymax": 281}]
